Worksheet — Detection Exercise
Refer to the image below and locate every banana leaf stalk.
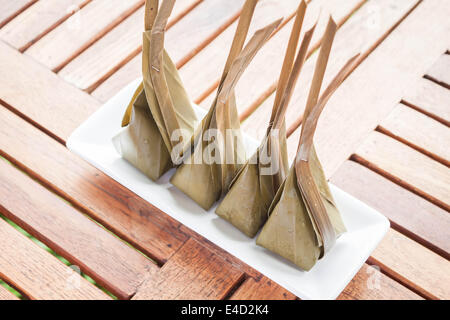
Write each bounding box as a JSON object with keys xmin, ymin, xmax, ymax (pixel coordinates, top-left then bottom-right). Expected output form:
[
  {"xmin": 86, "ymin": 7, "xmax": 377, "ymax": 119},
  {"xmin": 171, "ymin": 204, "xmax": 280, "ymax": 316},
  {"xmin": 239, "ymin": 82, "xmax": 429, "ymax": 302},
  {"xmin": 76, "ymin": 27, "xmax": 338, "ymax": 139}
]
[
  {"xmin": 113, "ymin": 0, "xmax": 198, "ymax": 181},
  {"xmin": 256, "ymin": 17, "xmax": 360, "ymax": 271},
  {"xmin": 215, "ymin": 1, "xmax": 316, "ymax": 238},
  {"xmin": 171, "ymin": 0, "xmax": 282, "ymax": 210}
]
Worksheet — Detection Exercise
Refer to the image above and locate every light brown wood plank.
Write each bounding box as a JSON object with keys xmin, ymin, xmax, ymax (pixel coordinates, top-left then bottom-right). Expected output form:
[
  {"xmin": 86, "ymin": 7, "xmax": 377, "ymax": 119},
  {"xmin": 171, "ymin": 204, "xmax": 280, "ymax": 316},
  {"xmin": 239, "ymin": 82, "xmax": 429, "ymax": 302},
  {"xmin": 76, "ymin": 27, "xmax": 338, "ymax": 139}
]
[
  {"xmin": 371, "ymin": 229, "xmax": 450, "ymax": 300},
  {"xmin": 0, "ymin": 159, "xmax": 157, "ymax": 300},
  {"xmin": 0, "ymin": 0, "xmax": 37, "ymax": 28},
  {"xmin": 91, "ymin": 54, "xmax": 141, "ymax": 102},
  {"xmin": 287, "ymin": 0, "xmax": 450, "ymax": 178},
  {"xmin": 338, "ymin": 264, "xmax": 423, "ymax": 300},
  {"xmin": 244, "ymin": 0, "xmax": 418, "ymax": 141},
  {"xmin": 354, "ymin": 131, "xmax": 450, "ymax": 211},
  {"xmin": 331, "ymin": 160, "xmax": 450, "ymax": 258},
  {"xmin": 92, "ymin": 0, "xmax": 244, "ymax": 102},
  {"xmin": 0, "ymin": 284, "xmax": 19, "ymax": 300},
  {"xmin": 58, "ymin": 0, "xmax": 201, "ymax": 92},
  {"xmin": 201, "ymin": 0, "xmax": 365, "ymax": 111},
  {"xmin": 230, "ymin": 276, "xmax": 296, "ymax": 300},
  {"xmin": 425, "ymin": 53, "xmax": 450, "ymax": 89},
  {"xmin": 0, "ymin": 0, "xmax": 91, "ymax": 51},
  {"xmin": 59, "ymin": 6, "xmax": 145, "ymax": 92},
  {"xmin": 379, "ymin": 104, "xmax": 450, "ymax": 165},
  {"xmin": 0, "ymin": 40, "xmax": 100, "ymax": 142},
  {"xmin": 24, "ymin": 0, "xmax": 144, "ymax": 71},
  {"xmin": 181, "ymin": 0, "xmax": 306, "ymax": 106},
  {"xmin": 402, "ymin": 77, "xmax": 450, "ymax": 126},
  {"xmin": 0, "ymin": 218, "xmax": 109, "ymax": 300},
  {"xmin": 0, "ymin": 105, "xmax": 188, "ymax": 265},
  {"xmin": 133, "ymin": 239, "xmax": 244, "ymax": 300}
]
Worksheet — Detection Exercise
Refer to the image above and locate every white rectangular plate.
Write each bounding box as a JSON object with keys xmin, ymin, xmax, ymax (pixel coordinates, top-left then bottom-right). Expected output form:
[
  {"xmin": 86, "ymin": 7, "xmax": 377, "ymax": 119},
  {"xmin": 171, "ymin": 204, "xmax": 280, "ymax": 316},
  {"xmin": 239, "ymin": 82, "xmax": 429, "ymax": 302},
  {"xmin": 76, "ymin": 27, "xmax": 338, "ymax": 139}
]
[{"xmin": 67, "ymin": 79, "xmax": 389, "ymax": 300}]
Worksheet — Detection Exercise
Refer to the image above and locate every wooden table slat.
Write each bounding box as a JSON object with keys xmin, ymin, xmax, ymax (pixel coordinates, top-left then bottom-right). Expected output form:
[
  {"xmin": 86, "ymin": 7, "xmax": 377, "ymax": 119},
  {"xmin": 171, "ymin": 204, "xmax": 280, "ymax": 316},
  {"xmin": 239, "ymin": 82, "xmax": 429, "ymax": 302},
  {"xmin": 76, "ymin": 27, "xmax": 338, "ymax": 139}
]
[
  {"xmin": 24, "ymin": 0, "xmax": 144, "ymax": 71},
  {"xmin": 0, "ymin": 0, "xmax": 90, "ymax": 52},
  {"xmin": 0, "ymin": 0, "xmax": 37, "ymax": 28},
  {"xmin": 354, "ymin": 131, "xmax": 450, "ymax": 211},
  {"xmin": 133, "ymin": 239, "xmax": 244, "ymax": 300},
  {"xmin": 402, "ymin": 77, "xmax": 450, "ymax": 126},
  {"xmin": 331, "ymin": 160, "xmax": 450, "ymax": 258},
  {"xmin": 371, "ymin": 229, "xmax": 450, "ymax": 300},
  {"xmin": 0, "ymin": 217, "xmax": 110, "ymax": 300},
  {"xmin": 243, "ymin": 0, "xmax": 419, "ymax": 141},
  {"xmin": 379, "ymin": 104, "xmax": 450, "ymax": 166},
  {"xmin": 425, "ymin": 53, "xmax": 450, "ymax": 89},
  {"xmin": 0, "ymin": 158, "xmax": 157, "ymax": 299},
  {"xmin": 286, "ymin": 0, "xmax": 450, "ymax": 179},
  {"xmin": 0, "ymin": 105, "xmax": 188, "ymax": 265},
  {"xmin": 338, "ymin": 264, "xmax": 423, "ymax": 300},
  {"xmin": 58, "ymin": 0, "xmax": 202, "ymax": 92}
]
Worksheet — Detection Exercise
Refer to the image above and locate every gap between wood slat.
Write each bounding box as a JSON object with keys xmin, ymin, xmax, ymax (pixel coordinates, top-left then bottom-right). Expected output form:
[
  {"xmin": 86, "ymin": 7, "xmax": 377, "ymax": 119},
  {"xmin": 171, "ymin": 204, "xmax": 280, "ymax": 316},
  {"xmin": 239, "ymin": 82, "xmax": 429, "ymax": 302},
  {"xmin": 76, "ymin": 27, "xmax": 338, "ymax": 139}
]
[
  {"xmin": 351, "ymin": 142, "xmax": 450, "ymax": 213},
  {"xmin": 0, "ymin": 277, "xmax": 27, "ymax": 300},
  {"xmin": 0, "ymin": 98, "xmax": 66, "ymax": 145},
  {"xmin": 0, "ymin": 0, "xmax": 38, "ymax": 29},
  {"xmin": 401, "ymin": 99, "xmax": 450, "ymax": 127},
  {"xmin": 366, "ymin": 256, "xmax": 433, "ymax": 300},
  {"xmin": 376, "ymin": 125, "xmax": 450, "ymax": 168},
  {"xmin": 424, "ymin": 74, "xmax": 450, "ymax": 90}
]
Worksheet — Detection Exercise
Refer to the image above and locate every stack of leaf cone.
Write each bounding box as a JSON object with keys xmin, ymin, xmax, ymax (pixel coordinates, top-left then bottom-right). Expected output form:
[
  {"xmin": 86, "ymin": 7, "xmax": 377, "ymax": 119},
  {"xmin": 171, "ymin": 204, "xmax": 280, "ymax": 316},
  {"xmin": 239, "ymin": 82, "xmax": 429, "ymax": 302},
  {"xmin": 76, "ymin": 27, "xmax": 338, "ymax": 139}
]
[
  {"xmin": 113, "ymin": 0, "xmax": 198, "ymax": 181},
  {"xmin": 256, "ymin": 17, "xmax": 360, "ymax": 271},
  {"xmin": 215, "ymin": 1, "xmax": 316, "ymax": 238},
  {"xmin": 170, "ymin": 0, "xmax": 282, "ymax": 211}
]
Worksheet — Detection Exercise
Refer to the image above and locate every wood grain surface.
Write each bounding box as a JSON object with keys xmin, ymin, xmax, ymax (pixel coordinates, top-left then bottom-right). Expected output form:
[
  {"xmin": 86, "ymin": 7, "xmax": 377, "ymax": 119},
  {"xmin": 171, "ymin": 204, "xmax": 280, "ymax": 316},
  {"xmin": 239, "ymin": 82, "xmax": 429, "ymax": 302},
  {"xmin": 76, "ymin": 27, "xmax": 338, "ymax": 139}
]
[
  {"xmin": 0, "ymin": 217, "xmax": 110, "ymax": 300},
  {"xmin": 0, "ymin": 159, "xmax": 157, "ymax": 299}
]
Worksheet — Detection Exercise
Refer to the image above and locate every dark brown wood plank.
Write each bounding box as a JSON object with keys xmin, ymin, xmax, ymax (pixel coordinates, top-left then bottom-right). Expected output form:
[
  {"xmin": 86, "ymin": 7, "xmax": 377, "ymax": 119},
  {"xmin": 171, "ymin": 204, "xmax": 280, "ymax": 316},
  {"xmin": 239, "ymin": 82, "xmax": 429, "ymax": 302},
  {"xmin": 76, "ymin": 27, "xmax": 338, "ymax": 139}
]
[
  {"xmin": 230, "ymin": 276, "xmax": 296, "ymax": 300},
  {"xmin": 0, "ymin": 0, "xmax": 91, "ymax": 51},
  {"xmin": 378, "ymin": 104, "xmax": 450, "ymax": 166},
  {"xmin": 338, "ymin": 264, "xmax": 423, "ymax": 300},
  {"xmin": 0, "ymin": 217, "xmax": 110, "ymax": 300},
  {"xmin": 402, "ymin": 77, "xmax": 450, "ymax": 126},
  {"xmin": 24, "ymin": 0, "xmax": 144, "ymax": 71},
  {"xmin": 0, "ymin": 105, "xmax": 188, "ymax": 265},
  {"xmin": 354, "ymin": 131, "xmax": 450, "ymax": 211},
  {"xmin": 331, "ymin": 160, "xmax": 450, "ymax": 258},
  {"xmin": 133, "ymin": 239, "xmax": 244, "ymax": 300},
  {"xmin": 0, "ymin": 158, "xmax": 157, "ymax": 299},
  {"xmin": 425, "ymin": 53, "xmax": 450, "ymax": 89}
]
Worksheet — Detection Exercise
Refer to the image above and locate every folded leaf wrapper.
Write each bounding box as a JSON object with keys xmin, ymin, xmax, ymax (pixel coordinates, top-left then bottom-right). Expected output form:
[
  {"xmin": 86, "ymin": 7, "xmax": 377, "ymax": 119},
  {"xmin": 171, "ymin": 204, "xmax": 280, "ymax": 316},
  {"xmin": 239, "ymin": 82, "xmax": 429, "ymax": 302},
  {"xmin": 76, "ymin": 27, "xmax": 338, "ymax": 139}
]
[
  {"xmin": 216, "ymin": 1, "xmax": 313, "ymax": 237},
  {"xmin": 257, "ymin": 17, "xmax": 359, "ymax": 270},
  {"xmin": 113, "ymin": 0, "xmax": 197, "ymax": 181},
  {"xmin": 171, "ymin": 0, "xmax": 282, "ymax": 210}
]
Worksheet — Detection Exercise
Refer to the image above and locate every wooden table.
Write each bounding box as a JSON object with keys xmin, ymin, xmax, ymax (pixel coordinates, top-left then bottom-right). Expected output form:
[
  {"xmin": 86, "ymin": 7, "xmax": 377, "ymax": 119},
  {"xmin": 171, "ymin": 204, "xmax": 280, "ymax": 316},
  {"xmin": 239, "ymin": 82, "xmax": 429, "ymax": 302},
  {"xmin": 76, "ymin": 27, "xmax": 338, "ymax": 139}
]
[{"xmin": 0, "ymin": 0, "xmax": 448, "ymax": 300}]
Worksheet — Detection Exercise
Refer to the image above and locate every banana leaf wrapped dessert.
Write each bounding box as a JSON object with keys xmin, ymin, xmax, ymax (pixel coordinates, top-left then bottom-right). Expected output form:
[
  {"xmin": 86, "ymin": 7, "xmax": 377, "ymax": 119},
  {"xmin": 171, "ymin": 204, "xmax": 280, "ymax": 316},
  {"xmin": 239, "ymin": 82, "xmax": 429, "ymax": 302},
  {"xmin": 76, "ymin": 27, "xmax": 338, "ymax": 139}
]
[
  {"xmin": 170, "ymin": 0, "xmax": 282, "ymax": 210},
  {"xmin": 256, "ymin": 17, "xmax": 360, "ymax": 271},
  {"xmin": 215, "ymin": 1, "xmax": 316, "ymax": 237},
  {"xmin": 113, "ymin": 0, "xmax": 197, "ymax": 181}
]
